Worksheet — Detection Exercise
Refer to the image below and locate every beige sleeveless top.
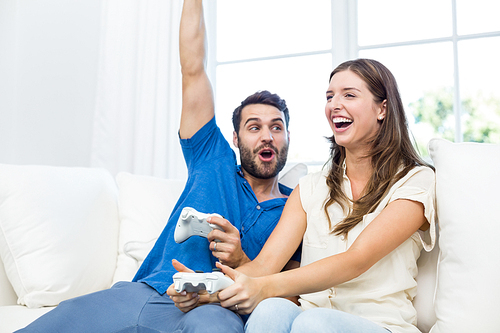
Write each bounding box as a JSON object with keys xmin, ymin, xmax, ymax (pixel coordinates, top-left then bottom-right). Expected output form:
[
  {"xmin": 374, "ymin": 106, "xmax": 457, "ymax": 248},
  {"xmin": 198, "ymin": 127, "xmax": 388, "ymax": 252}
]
[{"xmin": 298, "ymin": 165, "xmax": 436, "ymax": 333}]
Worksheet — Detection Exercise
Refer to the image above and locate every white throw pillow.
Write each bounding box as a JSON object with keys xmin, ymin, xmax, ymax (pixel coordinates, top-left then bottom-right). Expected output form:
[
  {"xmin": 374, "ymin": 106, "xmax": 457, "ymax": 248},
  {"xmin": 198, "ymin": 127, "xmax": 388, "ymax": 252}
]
[
  {"xmin": 279, "ymin": 163, "xmax": 308, "ymax": 189},
  {"xmin": 112, "ymin": 173, "xmax": 185, "ymax": 284},
  {"xmin": 428, "ymin": 139, "xmax": 500, "ymax": 333},
  {"xmin": 0, "ymin": 164, "xmax": 119, "ymax": 308}
]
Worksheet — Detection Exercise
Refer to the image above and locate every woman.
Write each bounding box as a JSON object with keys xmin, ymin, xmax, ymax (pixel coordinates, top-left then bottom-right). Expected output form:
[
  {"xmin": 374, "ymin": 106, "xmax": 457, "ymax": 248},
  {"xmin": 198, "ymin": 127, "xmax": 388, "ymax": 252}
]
[{"xmin": 216, "ymin": 59, "xmax": 436, "ymax": 333}]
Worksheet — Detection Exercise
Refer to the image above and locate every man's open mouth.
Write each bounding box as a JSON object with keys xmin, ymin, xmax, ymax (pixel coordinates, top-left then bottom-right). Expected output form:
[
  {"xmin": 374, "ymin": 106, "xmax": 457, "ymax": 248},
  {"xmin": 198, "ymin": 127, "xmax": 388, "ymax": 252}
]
[{"xmin": 258, "ymin": 148, "xmax": 276, "ymax": 162}]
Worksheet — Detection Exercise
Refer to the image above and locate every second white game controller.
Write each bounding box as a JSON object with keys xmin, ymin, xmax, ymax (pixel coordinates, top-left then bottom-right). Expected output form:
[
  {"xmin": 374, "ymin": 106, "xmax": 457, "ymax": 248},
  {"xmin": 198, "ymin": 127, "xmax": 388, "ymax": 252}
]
[
  {"xmin": 174, "ymin": 207, "xmax": 223, "ymax": 243},
  {"xmin": 173, "ymin": 271, "xmax": 234, "ymax": 294}
]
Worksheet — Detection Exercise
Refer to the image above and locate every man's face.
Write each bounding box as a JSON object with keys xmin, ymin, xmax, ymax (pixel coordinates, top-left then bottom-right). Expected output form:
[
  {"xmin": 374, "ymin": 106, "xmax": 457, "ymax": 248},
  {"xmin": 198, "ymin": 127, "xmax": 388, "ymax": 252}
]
[{"xmin": 233, "ymin": 104, "xmax": 290, "ymax": 180}]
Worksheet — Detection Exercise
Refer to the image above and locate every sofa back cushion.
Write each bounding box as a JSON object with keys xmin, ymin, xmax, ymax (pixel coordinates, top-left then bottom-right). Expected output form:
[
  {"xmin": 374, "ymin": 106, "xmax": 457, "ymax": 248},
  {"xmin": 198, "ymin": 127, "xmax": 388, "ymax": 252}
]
[
  {"xmin": 428, "ymin": 139, "xmax": 500, "ymax": 332},
  {"xmin": 413, "ymin": 236, "xmax": 439, "ymax": 333},
  {"xmin": 0, "ymin": 257, "xmax": 17, "ymax": 306},
  {"xmin": 112, "ymin": 172, "xmax": 185, "ymax": 284},
  {"xmin": 0, "ymin": 164, "xmax": 119, "ymax": 308}
]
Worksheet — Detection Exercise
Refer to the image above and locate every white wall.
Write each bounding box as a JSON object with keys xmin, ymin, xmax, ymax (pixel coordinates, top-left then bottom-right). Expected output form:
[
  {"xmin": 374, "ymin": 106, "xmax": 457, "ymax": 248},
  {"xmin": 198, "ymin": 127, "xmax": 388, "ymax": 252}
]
[{"xmin": 0, "ymin": 0, "xmax": 102, "ymax": 167}]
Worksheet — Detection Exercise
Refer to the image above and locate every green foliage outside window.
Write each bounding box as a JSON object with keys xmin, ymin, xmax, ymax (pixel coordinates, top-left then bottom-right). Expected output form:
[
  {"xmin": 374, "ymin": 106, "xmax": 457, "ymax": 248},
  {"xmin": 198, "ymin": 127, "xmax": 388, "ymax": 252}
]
[{"xmin": 409, "ymin": 87, "xmax": 500, "ymax": 156}]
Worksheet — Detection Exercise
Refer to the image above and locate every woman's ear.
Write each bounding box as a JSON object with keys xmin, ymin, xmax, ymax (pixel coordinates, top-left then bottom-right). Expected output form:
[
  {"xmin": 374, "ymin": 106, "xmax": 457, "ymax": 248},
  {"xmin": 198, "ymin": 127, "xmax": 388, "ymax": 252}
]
[{"xmin": 378, "ymin": 99, "xmax": 387, "ymax": 120}]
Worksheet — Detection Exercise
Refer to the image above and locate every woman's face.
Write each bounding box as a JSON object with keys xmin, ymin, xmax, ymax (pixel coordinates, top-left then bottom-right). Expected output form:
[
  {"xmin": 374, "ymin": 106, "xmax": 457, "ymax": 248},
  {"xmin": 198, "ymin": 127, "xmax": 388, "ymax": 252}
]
[{"xmin": 325, "ymin": 70, "xmax": 386, "ymax": 153}]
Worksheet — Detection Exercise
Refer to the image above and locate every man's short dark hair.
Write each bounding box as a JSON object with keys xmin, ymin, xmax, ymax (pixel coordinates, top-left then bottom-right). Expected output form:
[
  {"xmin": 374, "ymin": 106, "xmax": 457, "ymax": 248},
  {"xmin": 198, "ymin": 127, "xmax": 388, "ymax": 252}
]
[{"xmin": 232, "ymin": 90, "xmax": 290, "ymax": 134}]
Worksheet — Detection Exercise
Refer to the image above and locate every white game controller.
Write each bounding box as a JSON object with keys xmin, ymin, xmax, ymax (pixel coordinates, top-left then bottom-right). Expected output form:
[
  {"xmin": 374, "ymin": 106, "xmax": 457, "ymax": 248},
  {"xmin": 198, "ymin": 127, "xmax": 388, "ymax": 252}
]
[
  {"xmin": 173, "ymin": 271, "xmax": 234, "ymax": 294},
  {"xmin": 174, "ymin": 207, "xmax": 223, "ymax": 243}
]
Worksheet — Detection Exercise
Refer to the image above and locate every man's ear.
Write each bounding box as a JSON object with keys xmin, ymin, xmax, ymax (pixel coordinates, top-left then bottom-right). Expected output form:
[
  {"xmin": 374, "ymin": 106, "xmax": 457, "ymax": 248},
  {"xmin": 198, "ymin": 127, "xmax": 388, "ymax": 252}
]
[{"xmin": 233, "ymin": 131, "xmax": 239, "ymax": 148}]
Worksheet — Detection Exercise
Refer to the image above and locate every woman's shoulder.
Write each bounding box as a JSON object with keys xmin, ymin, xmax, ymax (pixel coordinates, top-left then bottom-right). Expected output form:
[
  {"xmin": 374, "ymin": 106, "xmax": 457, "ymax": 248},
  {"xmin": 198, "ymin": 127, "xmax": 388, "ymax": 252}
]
[
  {"xmin": 392, "ymin": 164, "xmax": 436, "ymax": 195},
  {"xmin": 298, "ymin": 167, "xmax": 331, "ymax": 209},
  {"xmin": 402, "ymin": 165, "xmax": 435, "ymax": 183},
  {"xmin": 299, "ymin": 166, "xmax": 330, "ymax": 187}
]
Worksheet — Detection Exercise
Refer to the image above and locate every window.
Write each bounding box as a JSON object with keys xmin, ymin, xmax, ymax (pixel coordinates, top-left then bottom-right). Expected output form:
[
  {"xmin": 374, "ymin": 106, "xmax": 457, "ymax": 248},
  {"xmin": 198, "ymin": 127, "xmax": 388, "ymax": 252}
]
[
  {"xmin": 357, "ymin": 0, "xmax": 500, "ymax": 155},
  {"xmin": 208, "ymin": 0, "xmax": 500, "ymax": 167}
]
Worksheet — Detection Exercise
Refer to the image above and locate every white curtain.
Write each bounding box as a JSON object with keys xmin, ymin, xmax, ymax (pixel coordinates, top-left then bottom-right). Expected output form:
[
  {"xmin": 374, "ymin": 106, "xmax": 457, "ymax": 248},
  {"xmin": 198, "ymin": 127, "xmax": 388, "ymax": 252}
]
[{"xmin": 91, "ymin": 0, "xmax": 186, "ymax": 180}]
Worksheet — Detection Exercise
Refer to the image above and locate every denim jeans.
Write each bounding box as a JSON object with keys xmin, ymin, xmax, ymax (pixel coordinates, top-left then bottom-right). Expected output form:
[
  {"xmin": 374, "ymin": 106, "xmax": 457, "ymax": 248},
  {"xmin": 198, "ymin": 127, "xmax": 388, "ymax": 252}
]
[
  {"xmin": 16, "ymin": 281, "xmax": 243, "ymax": 333},
  {"xmin": 245, "ymin": 298, "xmax": 390, "ymax": 333}
]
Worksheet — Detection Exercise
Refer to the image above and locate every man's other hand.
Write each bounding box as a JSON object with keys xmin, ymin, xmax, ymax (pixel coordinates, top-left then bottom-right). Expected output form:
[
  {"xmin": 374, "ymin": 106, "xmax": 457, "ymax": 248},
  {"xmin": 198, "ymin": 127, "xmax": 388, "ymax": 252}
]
[{"xmin": 207, "ymin": 217, "xmax": 250, "ymax": 268}]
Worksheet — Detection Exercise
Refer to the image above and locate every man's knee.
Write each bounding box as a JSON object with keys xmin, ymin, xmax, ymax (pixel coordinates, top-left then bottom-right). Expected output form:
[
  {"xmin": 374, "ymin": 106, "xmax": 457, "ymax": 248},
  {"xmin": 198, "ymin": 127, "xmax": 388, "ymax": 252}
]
[{"xmin": 181, "ymin": 304, "xmax": 243, "ymax": 333}]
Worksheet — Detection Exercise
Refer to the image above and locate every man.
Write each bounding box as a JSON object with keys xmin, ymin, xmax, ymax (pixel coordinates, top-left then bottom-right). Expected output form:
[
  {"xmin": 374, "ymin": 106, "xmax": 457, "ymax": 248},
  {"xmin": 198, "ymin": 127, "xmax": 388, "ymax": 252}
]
[{"xmin": 16, "ymin": 0, "xmax": 297, "ymax": 332}]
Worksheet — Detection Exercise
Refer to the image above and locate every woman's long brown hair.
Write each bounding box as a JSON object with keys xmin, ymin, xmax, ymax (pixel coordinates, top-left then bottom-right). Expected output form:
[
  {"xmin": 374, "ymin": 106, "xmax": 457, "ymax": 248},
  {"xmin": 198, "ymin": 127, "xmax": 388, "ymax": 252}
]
[{"xmin": 324, "ymin": 59, "xmax": 433, "ymax": 236}]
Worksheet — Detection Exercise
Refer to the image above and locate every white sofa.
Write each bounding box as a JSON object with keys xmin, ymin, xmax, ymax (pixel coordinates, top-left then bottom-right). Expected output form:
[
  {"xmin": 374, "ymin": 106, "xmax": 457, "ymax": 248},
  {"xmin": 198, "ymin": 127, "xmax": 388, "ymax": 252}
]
[{"xmin": 1, "ymin": 139, "xmax": 499, "ymax": 333}]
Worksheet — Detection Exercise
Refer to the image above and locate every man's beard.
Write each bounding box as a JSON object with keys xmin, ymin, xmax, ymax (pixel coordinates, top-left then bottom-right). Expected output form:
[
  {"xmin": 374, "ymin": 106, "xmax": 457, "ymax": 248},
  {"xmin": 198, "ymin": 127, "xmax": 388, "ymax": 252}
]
[{"xmin": 239, "ymin": 142, "xmax": 288, "ymax": 180}]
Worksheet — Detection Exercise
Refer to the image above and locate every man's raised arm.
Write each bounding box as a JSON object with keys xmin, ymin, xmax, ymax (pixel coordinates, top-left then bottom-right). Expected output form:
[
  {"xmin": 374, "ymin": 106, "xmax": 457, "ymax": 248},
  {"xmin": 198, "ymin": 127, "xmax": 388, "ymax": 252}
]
[{"xmin": 179, "ymin": 0, "xmax": 214, "ymax": 139}]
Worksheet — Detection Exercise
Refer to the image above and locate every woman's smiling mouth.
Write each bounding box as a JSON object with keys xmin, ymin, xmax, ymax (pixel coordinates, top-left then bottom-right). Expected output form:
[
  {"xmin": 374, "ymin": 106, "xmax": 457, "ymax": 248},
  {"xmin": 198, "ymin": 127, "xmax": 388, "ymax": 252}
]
[{"xmin": 332, "ymin": 117, "xmax": 353, "ymax": 130}]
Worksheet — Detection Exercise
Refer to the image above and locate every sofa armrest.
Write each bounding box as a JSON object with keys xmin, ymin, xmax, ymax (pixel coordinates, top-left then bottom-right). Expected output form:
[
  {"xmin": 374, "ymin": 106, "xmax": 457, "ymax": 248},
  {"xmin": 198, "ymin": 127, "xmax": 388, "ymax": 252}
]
[{"xmin": 0, "ymin": 164, "xmax": 119, "ymax": 309}]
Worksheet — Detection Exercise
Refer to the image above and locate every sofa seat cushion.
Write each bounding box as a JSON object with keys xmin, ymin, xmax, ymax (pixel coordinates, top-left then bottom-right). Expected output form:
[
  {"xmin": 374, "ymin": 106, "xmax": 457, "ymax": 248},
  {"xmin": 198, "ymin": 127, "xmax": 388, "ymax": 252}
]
[
  {"xmin": 0, "ymin": 164, "xmax": 120, "ymax": 308},
  {"xmin": 0, "ymin": 305, "xmax": 54, "ymax": 333}
]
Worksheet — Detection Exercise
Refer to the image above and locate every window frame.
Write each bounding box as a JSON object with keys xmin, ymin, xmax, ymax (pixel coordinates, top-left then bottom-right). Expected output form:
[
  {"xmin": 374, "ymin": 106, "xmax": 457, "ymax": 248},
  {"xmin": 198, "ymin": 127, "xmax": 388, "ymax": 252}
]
[
  {"xmin": 206, "ymin": 0, "xmax": 500, "ymax": 150},
  {"xmin": 205, "ymin": 0, "xmax": 358, "ymax": 103}
]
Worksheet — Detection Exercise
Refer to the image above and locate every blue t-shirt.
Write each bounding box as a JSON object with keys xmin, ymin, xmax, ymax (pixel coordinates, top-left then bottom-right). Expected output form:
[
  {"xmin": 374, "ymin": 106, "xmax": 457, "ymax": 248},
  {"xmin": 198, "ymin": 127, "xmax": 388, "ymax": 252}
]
[{"xmin": 133, "ymin": 117, "xmax": 296, "ymax": 294}]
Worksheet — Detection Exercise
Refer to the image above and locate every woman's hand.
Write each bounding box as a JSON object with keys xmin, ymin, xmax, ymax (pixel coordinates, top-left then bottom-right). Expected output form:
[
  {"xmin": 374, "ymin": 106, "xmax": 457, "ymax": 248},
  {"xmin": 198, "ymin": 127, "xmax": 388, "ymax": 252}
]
[
  {"xmin": 207, "ymin": 216, "xmax": 250, "ymax": 268},
  {"xmin": 216, "ymin": 262, "xmax": 269, "ymax": 315}
]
